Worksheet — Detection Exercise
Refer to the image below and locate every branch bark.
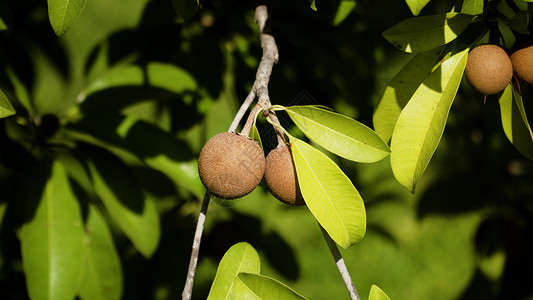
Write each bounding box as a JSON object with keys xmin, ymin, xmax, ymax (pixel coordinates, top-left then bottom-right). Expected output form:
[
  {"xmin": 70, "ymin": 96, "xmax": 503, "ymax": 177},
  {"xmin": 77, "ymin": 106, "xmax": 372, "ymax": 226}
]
[
  {"xmin": 182, "ymin": 5, "xmax": 279, "ymax": 300},
  {"xmin": 320, "ymin": 225, "xmax": 361, "ymax": 300}
]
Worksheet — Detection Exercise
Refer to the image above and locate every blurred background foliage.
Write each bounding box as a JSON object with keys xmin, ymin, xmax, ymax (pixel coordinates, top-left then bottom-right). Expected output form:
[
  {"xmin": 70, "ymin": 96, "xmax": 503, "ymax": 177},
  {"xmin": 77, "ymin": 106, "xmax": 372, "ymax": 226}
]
[{"xmin": 0, "ymin": 0, "xmax": 532, "ymax": 299}]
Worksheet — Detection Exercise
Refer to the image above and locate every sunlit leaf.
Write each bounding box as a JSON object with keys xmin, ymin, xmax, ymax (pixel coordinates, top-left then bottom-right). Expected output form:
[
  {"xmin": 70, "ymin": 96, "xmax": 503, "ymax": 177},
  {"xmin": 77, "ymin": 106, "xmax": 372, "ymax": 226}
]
[
  {"xmin": 333, "ymin": 1, "xmax": 356, "ymax": 25},
  {"xmin": 390, "ymin": 47, "xmax": 469, "ymax": 193},
  {"xmin": 373, "ymin": 46, "xmax": 449, "ymax": 142},
  {"xmin": 230, "ymin": 273, "xmax": 307, "ymax": 300},
  {"xmin": 208, "ymin": 242, "xmax": 260, "ymax": 300},
  {"xmin": 369, "ymin": 285, "xmax": 391, "ymax": 300},
  {"xmin": 309, "ymin": 0, "xmax": 317, "ymax": 11},
  {"xmin": 383, "ymin": 13, "xmax": 474, "ymax": 53},
  {"xmin": 172, "ymin": 0, "xmax": 199, "ymax": 21},
  {"xmin": 48, "ymin": 0, "xmax": 87, "ymax": 36},
  {"xmin": 78, "ymin": 62, "xmax": 197, "ymax": 104},
  {"xmin": 290, "ymin": 137, "xmax": 366, "ymax": 248},
  {"xmin": 65, "ymin": 114, "xmax": 204, "ymax": 198},
  {"xmin": 405, "ymin": 0, "xmax": 431, "ymax": 16},
  {"xmin": 499, "ymin": 84, "xmax": 533, "ymax": 161},
  {"xmin": 84, "ymin": 147, "xmax": 160, "ymax": 257},
  {"xmin": 461, "ymin": 0, "xmax": 484, "ymax": 15},
  {"xmin": 284, "ymin": 106, "xmax": 390, "ymax": 163},
  {"xmin": 79, "ymin": 205, "xmax": 123, "ymax": 300},
  {"xmin": 21, "ymin": 161, "xmax": 84, "ymax": 300},
  {"xmin": 0, "ymin": 89, "xmax": 15, "ymax": 118}
]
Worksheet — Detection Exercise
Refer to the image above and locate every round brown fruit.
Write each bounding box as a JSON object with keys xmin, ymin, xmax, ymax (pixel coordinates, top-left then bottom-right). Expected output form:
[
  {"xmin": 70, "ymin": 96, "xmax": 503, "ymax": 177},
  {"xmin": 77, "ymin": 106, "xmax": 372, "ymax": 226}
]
[
  {"xmin": 511, "ymin": 45, "xmax": 533, "ymax": 85},
  {"xmin": 465, "ymin": 44, "xmax": 513, "ymax": 95},
  {"xmin": 198, "ymin": 132, "xmax": 265, "ymax": 199},
  {"xmin": 264, "ymin": 145, "xmax": 305, "ymax": 206}
]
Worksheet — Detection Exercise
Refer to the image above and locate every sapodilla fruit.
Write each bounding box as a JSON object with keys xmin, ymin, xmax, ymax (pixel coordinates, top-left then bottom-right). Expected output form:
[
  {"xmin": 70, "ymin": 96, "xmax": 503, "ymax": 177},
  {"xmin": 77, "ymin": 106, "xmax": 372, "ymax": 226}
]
[
  {"xmin": 511, "ymin": 45, "xmax": 533, "ymax": 85},
  {"xmin": 198, "ymin": 132, "xmax": 265, "ymax": 199},
  {"xmin": 465, "ymin": 44, "xmax": 513, "ymax": 95},
  {"xmin": 264, "ymin": 145, "xmax": 305, "ymax": 206}
]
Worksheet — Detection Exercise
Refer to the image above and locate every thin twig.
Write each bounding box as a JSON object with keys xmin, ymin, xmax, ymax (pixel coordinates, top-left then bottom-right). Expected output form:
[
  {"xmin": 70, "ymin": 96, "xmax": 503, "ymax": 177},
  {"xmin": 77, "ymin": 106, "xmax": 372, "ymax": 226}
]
[
  {"xmin": 320, "ymin": 225, "xmax": 360, "ymax": 300},
  {"xmin": 182, "ymin": 191, "xmax": 211, "ymax": 300},
  {"xmin": 182, "ymin": 5, "xmax": 279, "ymax": 300}
]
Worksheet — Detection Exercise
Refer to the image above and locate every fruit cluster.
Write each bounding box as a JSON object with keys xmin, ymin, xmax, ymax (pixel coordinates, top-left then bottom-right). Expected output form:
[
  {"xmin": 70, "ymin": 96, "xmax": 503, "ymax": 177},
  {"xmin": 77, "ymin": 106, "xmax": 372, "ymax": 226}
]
[
  {"xmin": 465, "ymin": 44, "xmax": 533, "ymax": 96},
  {"xmin": 198, "ymin": 132, "xmax": 304, "ymax": 205}
]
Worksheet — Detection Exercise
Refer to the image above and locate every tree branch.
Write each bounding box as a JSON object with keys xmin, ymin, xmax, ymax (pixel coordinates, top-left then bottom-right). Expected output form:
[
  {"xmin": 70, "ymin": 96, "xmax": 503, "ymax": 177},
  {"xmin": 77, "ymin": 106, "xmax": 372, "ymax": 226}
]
[
  {"xmin": 320, "ymin": 225, "xmax": 361, "ymax": 300},
  {"xmin": 182, "ymin": 5, "xmax": 279, "ymax": 300}
]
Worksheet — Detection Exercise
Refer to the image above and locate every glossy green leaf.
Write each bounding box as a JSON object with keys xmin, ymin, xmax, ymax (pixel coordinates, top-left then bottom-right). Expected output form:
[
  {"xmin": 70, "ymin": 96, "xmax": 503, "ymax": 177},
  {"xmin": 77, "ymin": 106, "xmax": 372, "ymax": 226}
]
[
  {"xmin": 390, "ymin": 47, "xmax": 469, "ymax": 193},
  {"xmin": 172, "ymin": 0, "xmax": 199, "ymax": 20},
  {"xmin": 405, "ymin": 0, "xmax": 431, "ymax": 15},
  {"xmin": 499, "ymin": 84, "xmax": 533, "ymax": 161},
  {"xmin": 290, "ymin": 137, "xmax": 366, "ymax": 248},
  {"xmin": 48, "ymin": 0, "xmax": 87, "ymax": 36},
  {"xmin": 78, "ymin": 62, "xmax": 197, "ymax": 103},
  {"xmin": 284, "ymin": 106, "xmax": 390, "ymax": 163},
  {"xmin": 65, "ymin": 114, "xmax": 204, "ymax": 198},
  {"xmin": 461, "ymin": 0, "xmax": 484, "ymax": 15},
  {"xmin": 21, "ymin": 161, "xmax": 84, "ymax": 300},
  {"xmin": 373, "ymin": 46, "xmax": 449, "ymax": 143},
  {"xmin": 85, "ymin": 148, "xmax": 160, "ymax": 257},
  {"xmin": 0, "ymin": 89, "xmax": 15, "ymax": 118},
  {"xmin": 57, "ymin": 153, "xmax": 96, "ymax": 200},
  {"xmin": 369, "ymin": 285, "xmax": 391, "ymax": 300},
  {"xmin": 79, "ymin": 205, "xmax": 122, "ymax": 300},
  {"xmin": 208, "ymin": 242, "xmax": 261, "ymax": 299},
  {"xmin": 309, "ymin": 0, "xmax": 317, "ymax": 11},
  {"xmin": 383, "ymin": 13, "xmax": 474, "ymax": 53},
  {"xmin": 230, "ymin": 273, "xmax": 307, "ymax": 300},
  {"xmin": 333, "ymin": 1, "xmax": 356, "ymax": 25}
]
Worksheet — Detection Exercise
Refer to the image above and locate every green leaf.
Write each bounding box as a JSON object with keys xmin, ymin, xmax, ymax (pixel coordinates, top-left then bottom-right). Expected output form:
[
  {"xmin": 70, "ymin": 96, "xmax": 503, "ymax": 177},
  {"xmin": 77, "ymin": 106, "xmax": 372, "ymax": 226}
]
[
  {"xmin": 65, "ymin": 114, "xmax": 204, "ymax": 198},
  {"xmin": 369, "ymin": 285, "xmax": 391, "ymax": 300},
  {"xmin": 333, "ymin": 1, "xmax": 356, "ymax": 25},
  {"xmin": 383, "ymin": 13, "xmax": 474, "ymax": 53},
  {"xmin": 461, "ymin": 0, "xmax": 484, "ymax": 15},
  {"xmin": 48, "ymin": 0, "xmax": 87, "ymax": 36},
  {"xmin": 84, "ymin": 147, "xmax": 160, "ymax": 257},
  {"xmin": 230, "ymin": 273, "xmax": 307, "ymax": 300},
  {"xmin": 21, "ymin": 161, "xmax": 85, "ymax": 300},
  {"xmin": 208, "ymin": 242, "xmax": 261, "ymax": 300},
  {"xmin": 309, "ymin": 0, "xmax": 317, "ymax": 11},
  {"xmin": 373, "ymin": 46, "xmax": 449, "ymax": 143},
  {"xmin": 0, "ymin": 0, "xmax": 12, "ymax": 31},
  {"xmin": 284, "ymin": 106, "xmax": 390, "ymax": 163},
  {"xmin": 78, "ymin": 62, "xmax": 197, "ymax": 104},
  {"xmin": 250, "ymin": 123, "xmax": 263, "ymax": 150},
  {"xmin": 172, "ymin": 0, "xmax": 199, "ymax": 21},
  {"xmin": 499, "ymin": 84, "xmax": 533, "ymax": 161},
  {"xmin": 0, "ymin": 89, "xmax": 15, "ymax": 118},
  {"xmin": 290, "ymin": 137, "xmax": 366, "ymax": 248},
  {"xmin": 390, "ymin": 47, "xmax": 469, "ymax": 192},
  {"xmin": 405, "ymin": 0, "xmax": 431, "ymax": 15},
  {"xmin": 79, "ymin": 204, "xmax": 122, "ymax": 300}
]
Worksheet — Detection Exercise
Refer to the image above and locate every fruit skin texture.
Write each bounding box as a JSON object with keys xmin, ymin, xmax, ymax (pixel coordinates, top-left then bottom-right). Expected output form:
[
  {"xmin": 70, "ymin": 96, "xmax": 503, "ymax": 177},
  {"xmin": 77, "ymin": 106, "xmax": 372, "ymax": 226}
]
[
  {"xmin": 198, "ymin": 132, "xmax": 265, "ymax": 199},
  {"xmin": 264, "ymin": 145, "xmax": 305, "ymax": 206},
  {"xmin": 511, "ymin": 45, "xmax": 533, "ymax": 85},
  {"xmin": 465, "ymin": 44, "xmax": 513, "ymax": 95}
]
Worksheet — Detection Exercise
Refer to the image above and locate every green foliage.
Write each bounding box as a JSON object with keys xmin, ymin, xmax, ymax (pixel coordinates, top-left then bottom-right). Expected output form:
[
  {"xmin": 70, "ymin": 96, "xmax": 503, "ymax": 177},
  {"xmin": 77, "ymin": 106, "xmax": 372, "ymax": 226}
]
[
  {"xmin": 332, "ymin": 0, "xmax": 357, "ymax": 26},
  {"xmin": 231, "ymin": 273, "xmax": 307, "ymax": 300},
  {"xmin": 48, "ymin": 0, "xmax": 87, "ymax": 36},
  {"xmin": 461, "ymin": 0, "xmax": 484, "ymax": 15},
  {"xmin": 499, "ymin": 84, "xmax": 533, "ymax": 160},
  {"xmin": 281, "ymin": 105, "xmax": 390, "ymax": 163},
  {"xmin": 390, "ymin": 46, "xmax": 469, "ymax": 193},
  {"xmin": 20, "ymin": 161, "xmax": 85, "ymax": 300},
  {"xmin": 404, "ymin": 0, "xmax": 431, "ymax": 16},
  {"xmin": 369, "ymin": 285, "xmax": 391, "ymax": 300},
  {"xmin": 289, "ymin": 136, "xmax": 366, "ymax": 248},
  {"xmin": 382, "ymin": 13, "xmax": 474, "ymax": 53},
  {"xmin": 0, "ymin": 89, "xmax": 15, "ymax": 118}
]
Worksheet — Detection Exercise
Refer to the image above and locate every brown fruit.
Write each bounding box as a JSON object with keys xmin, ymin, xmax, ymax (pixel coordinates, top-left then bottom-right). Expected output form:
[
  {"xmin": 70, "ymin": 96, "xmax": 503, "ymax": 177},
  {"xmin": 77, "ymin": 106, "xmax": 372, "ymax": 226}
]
[
  {"xmin": 198, "ymin": 132, "xmax": 265, "ymax": 199},
  {"xmin": 511, "ymin": 45, "xmax": 533, "ymax": 85},
  {"xmin": 264, "ymin": 145, "xmax": 305, "ymax": 206},
  {"xmin": 465, "ymin": 44, "xmax": 513, "ymax": 95}
]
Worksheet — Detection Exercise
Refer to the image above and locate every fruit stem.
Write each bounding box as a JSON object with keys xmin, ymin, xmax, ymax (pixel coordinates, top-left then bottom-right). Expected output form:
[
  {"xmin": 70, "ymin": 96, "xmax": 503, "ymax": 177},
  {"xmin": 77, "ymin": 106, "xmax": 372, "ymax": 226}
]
[
  {"xmin": 320, "ymin": 224, "xmax": 360, "ymax": 300},
  {"xmin": 182, "ymin": 191, "xmax": 212, "ymax": 300}
]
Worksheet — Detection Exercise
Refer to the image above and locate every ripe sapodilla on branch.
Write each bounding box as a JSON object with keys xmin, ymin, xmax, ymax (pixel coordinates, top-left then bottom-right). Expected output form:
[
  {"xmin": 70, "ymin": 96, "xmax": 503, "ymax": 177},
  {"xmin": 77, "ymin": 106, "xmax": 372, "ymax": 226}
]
[
  {"xmin": 264, "ymin": 144, "xmax": 305, "ymax": 206},
  {"xmin": 465, "ymin": 44, "xmax": 513, "ymax": 95},
  {"xmin": 198, "ymin": 132, "xmax": 265, "ymax": 199},
  {"xmin": 511, "ymin": 45, "xmax": 533, "ymax": 86}
]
